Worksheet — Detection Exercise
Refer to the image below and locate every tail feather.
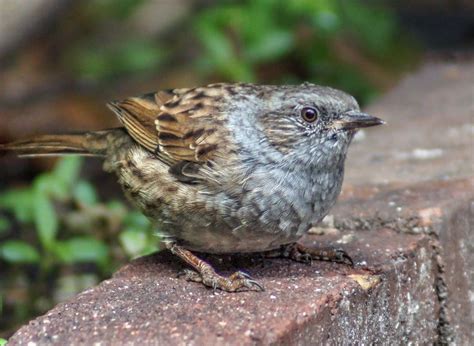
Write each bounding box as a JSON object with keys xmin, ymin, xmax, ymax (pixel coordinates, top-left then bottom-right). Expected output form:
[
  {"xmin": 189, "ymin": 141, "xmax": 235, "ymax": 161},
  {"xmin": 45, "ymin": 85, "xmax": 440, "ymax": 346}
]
[{"xmin": 0, "ymin": 129, "xmax": 121, "ymax": 158}]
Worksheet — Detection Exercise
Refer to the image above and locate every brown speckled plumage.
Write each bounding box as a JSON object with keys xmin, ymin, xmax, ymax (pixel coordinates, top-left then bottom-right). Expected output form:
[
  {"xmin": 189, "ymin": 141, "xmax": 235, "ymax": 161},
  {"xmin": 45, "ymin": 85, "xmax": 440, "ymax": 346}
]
[{"xmin": 1, "ymin": 82, "xmax": 384, "ymax": 291}]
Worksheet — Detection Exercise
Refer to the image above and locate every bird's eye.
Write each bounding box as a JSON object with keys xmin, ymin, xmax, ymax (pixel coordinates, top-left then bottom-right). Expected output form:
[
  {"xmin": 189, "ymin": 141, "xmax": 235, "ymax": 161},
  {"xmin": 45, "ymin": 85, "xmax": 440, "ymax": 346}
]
[{"xmin": 301, "ymin": 107, "xmax": 318, "ymax": 123}]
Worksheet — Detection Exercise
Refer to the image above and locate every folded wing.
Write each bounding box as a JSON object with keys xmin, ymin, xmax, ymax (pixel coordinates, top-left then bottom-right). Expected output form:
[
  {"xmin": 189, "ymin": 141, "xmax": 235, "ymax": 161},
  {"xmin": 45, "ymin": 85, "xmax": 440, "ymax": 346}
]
[{"xmin": 107, "ymin": 87, "xmax": 232, "ymax": 182}]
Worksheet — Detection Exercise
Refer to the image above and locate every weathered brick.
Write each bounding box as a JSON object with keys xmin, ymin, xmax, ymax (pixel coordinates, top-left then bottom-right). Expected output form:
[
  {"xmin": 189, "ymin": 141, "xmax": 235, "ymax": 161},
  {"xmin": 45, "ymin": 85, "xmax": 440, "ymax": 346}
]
[
  {"xmin": 331, "ymin": 178, "xmax": 474, "ymax": 344},
  {"xmin": 9, "ymin": 228, "xmax": 439, "ymax": 345}
]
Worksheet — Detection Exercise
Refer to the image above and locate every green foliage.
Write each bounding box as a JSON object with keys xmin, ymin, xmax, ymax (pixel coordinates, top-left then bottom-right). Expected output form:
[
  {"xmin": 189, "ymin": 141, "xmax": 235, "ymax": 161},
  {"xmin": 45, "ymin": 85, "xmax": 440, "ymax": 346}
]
[
  {"xmin": 53, "ymin": 156, "xmax": 82, "ymax": 186},
  {"xmin": 0, "ymin": 241, "xmax": 40, "ymax": 264},
  {"xmin": 195, "ymin": 0, "xmax": 295, "ymax": 82},
  {"xmin": 73, "ymin": 180, "xmax": 98, "ymax": 206},
  {"xmin": 194, "ymin": 0, "xmax": 414, "ymax": 104},
  {"xmin": 120, "ymin": 211, "xmax": 159, "ymax": 258},
  {"xmin": 55, "ymin": 237, "xmax": 109, "ymax": 266},
  {"xmin": 58, "ymin": 0, "xmax": 163, "ymax": 82},
  {"xmin": 68, "ymin": 39, "xmax": 166, "ymax": 82},
  {"xmin": 0, "ymin": 157, "xmax": 159, "ymax": 331},
  {"xmin": 33, "ymin": 184, "xmax": 59, "ymax": 251},
  {"xmin": 0, "ymin": 338, "xmax": 6, "ymax": 346},
  {"xmin": 58, "ymin": 0, "xmax": 415, "ymax": 103},
  {"xmin": 0, "ymin": 188, "xmax": 35, "ymax": 223}
]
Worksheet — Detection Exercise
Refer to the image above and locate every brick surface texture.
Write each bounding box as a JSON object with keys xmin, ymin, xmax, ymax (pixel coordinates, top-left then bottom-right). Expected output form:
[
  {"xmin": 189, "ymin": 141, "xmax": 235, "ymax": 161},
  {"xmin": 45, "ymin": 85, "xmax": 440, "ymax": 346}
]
[{"xmin": 8, "ymin": 61, "xmax": 474, "ymax": 345}]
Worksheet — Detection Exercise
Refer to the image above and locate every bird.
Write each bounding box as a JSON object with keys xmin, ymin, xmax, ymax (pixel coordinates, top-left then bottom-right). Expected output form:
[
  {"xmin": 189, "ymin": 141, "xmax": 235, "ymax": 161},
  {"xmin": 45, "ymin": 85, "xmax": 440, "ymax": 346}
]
[{"xmin": 0, "ymin": 82, "xmax": 384, "ymax": 292}]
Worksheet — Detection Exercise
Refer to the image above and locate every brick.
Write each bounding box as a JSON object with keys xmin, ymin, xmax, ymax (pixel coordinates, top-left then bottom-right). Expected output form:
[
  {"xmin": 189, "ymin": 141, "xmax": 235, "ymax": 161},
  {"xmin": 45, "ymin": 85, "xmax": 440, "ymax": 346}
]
[
  {"xmin": 329, "ymin": 178, "xmax": 474, "ymax": 344},
  {"xmin": 8, "ymin": 228, "xmax": 438, "ymax": 345}
]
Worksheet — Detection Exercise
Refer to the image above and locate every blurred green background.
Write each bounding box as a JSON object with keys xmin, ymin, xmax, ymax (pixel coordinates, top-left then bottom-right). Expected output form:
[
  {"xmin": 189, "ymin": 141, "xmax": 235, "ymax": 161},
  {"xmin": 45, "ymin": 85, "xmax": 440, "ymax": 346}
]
[{"xmin": 0, "ymin": 0, "xmax": 472, "ymax": 339}]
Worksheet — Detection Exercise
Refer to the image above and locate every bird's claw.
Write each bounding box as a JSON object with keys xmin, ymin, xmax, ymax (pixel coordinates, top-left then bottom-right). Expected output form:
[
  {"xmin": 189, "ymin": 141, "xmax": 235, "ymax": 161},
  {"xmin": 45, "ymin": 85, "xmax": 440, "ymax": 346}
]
[
  {"xmin": 178, "ymin": 268, "xmax": 265, "ymax": 292},
  {"xmin": 334, "ymin": 249, "xmax": 354, "ymax": 266}
]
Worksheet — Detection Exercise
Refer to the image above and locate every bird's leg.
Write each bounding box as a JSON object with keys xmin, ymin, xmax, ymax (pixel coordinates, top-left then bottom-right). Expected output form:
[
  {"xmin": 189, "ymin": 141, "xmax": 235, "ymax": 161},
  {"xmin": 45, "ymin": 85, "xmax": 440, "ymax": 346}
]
[
  {"xmin": 266, "ymin": 243, "xmax": 353, "ymax": 265},
  {"xmin": 168, "ymin": 243, "xmax": 264, "ymax": 292}
]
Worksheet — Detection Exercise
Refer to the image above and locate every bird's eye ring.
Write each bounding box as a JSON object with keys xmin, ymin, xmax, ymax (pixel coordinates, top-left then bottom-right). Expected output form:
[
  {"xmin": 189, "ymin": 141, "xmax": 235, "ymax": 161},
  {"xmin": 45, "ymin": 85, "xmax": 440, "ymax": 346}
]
[{"xmin": 301, "ymin": 107, "xmax": 318, "ymax": 123}]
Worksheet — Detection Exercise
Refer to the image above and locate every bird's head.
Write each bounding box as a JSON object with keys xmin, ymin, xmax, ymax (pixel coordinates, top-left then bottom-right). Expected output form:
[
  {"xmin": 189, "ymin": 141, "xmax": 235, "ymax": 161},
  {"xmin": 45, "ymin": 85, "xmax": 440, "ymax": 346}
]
[{"xmin": 250, "ymin": 83, "xmax": 384, "ymax": 166}]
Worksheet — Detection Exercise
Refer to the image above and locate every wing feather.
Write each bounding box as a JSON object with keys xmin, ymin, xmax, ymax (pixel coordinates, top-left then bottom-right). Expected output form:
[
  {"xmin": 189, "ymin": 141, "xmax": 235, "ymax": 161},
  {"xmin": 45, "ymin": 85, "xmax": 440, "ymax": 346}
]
[
  {"xmin": 107, "ymin": 96, "xmax": 160, "ymax": 152},
  {"xmin": 107, "ymin": 86, "xmax": 231, "ymax": 169}
]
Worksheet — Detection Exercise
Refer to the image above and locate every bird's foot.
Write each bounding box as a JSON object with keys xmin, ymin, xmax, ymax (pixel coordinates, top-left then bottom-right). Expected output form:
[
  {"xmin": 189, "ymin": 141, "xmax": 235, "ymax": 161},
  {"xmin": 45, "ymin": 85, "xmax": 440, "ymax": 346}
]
[
  {"xmin": 269, "ymin": 243, "xmax": 353, "ymax": 266},
  {"xmin": 178, "ymin": 268, "xmax": 264, "ymax": 292},
  {"xmin": 169, "ymin": 243, "xmax": 264, "ymax": 292}
]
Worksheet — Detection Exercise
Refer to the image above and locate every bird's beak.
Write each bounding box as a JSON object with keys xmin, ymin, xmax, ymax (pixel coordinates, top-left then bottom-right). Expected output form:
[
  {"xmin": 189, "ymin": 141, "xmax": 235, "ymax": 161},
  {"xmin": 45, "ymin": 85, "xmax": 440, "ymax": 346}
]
[{"xmin": 333, "ymin": 110, "xmax": 385, "ymax": 131}]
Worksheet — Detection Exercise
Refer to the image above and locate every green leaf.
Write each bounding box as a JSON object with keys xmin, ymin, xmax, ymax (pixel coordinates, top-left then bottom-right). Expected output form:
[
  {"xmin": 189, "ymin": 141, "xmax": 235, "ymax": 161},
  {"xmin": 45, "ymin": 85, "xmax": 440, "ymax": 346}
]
[
  {"xmin": 245, "ymin": 30, "xmax": 294, "ymax": 62},
  {"xmin": 0, "ymin": 240, "xmax": 40, "ymax": 263},
  {"xmin": 116, "ymin": 40, "xmax": 165, "ymax": 73},
  {"xmin": 194, "ymin": 12, "xmax": 235, "ymax": 67},
  {"xmin": 52, "ymin": 156, "xmax": 83, "ymax": 187},
  {"xmin": 339, "ymin": 0, "xmax": 396, "ymax": 55},
  {"xmin": 106, "ymin": 200, "xmax": 127, "ymax": 212},
  {"xmin": 73, "ymin": 180, "xmax": 98, "ymax": 206},
  {"xmin": 55, "ymin": 237, "xmax": 109, "ymax": 265},
  {"xmin": 33, "ymin": 185, "xmax": 58, "ymax": 250},
  {"xmin": 119, "ymin": 229, "xmax": 147, "ymax": 257},
  {"xmin": 312, "ymin": 11, "xmax": 340, "ymax": 32},
  {"xmin": 0, "ymin": 188, "xmax": 35, "ymax": 223},
  {"xmin": 123, "ymin": 211, "xmax": 150, "ymax": 230},
  {"xmin": 34, "ymin": 174, "xmax": 69, "ymax": 200},
  {"xmin": 0, "ymin": 338, "xmax": 7, "ymax": 346}
]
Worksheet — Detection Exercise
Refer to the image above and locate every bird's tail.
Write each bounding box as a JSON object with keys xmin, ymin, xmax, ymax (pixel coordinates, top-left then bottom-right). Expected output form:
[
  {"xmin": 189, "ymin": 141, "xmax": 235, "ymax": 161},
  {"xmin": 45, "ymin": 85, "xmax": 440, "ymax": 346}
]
[{"xmin": 0, "ymin": 129, "xmax": 123, "ymax": 158}]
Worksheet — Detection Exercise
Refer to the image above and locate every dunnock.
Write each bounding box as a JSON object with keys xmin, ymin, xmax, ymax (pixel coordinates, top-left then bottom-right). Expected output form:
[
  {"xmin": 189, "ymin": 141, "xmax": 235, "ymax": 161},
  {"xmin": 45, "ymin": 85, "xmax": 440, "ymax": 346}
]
[{"xmin": 1, "ymin": 82, "xmax": 384, "ymax": 292}]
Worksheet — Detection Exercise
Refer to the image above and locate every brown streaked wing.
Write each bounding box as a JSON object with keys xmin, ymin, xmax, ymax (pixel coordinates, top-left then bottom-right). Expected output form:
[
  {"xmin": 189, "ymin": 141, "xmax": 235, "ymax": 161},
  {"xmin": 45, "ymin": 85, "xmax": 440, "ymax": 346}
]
[
  {"xmin": 155, "ymin": 87, "xmax": 229, "ymax": 164},
  {"xmin": 107, "ymin": 92, "xmax": 168, "ymax": 152},
  {"xmin": 107, "ymin": 87, "xmax": 232, "ymax": 168}
]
